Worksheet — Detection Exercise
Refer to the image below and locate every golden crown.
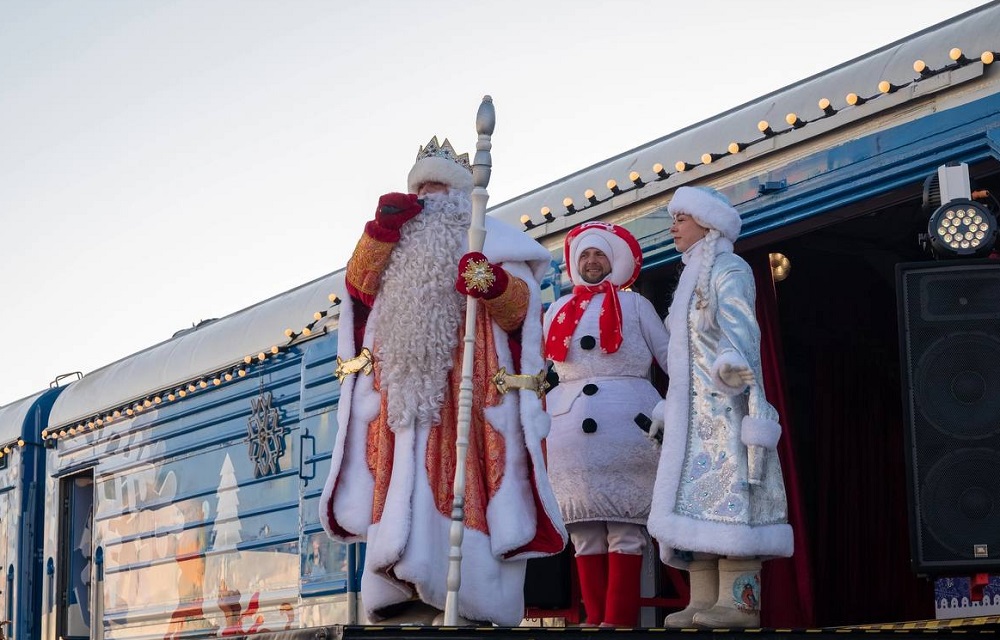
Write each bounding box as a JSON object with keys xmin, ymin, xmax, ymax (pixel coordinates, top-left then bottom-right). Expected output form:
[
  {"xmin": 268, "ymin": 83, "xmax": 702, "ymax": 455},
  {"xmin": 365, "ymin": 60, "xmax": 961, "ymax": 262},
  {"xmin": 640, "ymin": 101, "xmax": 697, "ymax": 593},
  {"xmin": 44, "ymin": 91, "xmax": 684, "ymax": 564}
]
[{"xmin": 416, "ymin": 136, "xmax": 471, "ymax": 171}]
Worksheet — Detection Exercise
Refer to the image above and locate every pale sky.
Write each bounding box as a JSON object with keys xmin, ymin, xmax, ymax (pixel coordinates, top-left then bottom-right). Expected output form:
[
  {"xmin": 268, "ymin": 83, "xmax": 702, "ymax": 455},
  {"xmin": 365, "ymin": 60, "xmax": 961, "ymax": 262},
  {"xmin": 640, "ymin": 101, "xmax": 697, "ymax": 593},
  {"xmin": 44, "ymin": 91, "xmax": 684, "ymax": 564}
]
[{"xmin": 0, "ymin": 0, "xmax": 989, "ymax": 406}]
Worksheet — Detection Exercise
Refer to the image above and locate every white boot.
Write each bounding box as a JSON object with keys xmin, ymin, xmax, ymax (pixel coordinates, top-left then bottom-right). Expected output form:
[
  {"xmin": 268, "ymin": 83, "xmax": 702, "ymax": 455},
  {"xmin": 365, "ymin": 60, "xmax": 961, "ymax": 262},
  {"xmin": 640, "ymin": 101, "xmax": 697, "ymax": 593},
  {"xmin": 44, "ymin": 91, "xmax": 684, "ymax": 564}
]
[
  {"xmin": 663, "ymin": 559, "xmax": 719, "ymax": 628},
  {"xmin": 692, "ymin": 557, "xmax": 761, "ymax": 628}
]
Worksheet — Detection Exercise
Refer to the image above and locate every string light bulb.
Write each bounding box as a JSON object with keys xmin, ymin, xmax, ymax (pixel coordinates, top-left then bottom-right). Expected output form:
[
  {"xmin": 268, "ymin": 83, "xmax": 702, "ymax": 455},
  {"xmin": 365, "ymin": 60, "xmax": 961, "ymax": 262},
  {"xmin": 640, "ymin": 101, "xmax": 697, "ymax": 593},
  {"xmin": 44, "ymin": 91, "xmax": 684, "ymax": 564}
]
[
  {"xmin": 758, "ymin": 120, "xmax": 775, "ymax": 136},
  {"xmin": 983, "ymin": 51, "xmax": 996, "ymax": 65},
  {"xmin": 878, "ymin": 80, "xmax": 903, "ymax": 94},
  {"xmin": 846, "ymin": 93, "xmax": 867, "ymax": 107},
  {"xmin": 675, "ymin": 161, "xmax": 695, "ymax": 172},
  {"xmin": 607, "ymin": 179, "xmax": 622, "ymax": 195},
  {"xmin": 728, "ymin": 142, "xmax": 747, "ymax": 154},
  {"xmin": 328, "ymin": 293, "xmax": 339, "ymax": 304},
  {"xmin": 629, "ymin": 171, "xmax": 644, "ymax": 188},
  {"xmin": 913, "ymin": 60, "xmax": 935, "ymax": 77},
  {"xmin": 541, "ymin": 206, "xmax": 555, "ymax": 222},
  {"xmin": 785, "ymin": 113, "xmax": 805, "ymax": 128},
  {"xmin": 950, "ymin": 48, "xmax": 969, "ymax": 64},
  {"xmin": 818, "ymin": 98, "xmax": 837, "ymax": 116},
  {"xmin": 585, "ymin": 189, "xmax": 599, "ymax": 205},
  {"xmin": 519, "ymin": 214, "xmax": 536, "ymax": 230},
  {"xmin": 653, "ymin": 163, "xmax": 669, "ymax": 179}
]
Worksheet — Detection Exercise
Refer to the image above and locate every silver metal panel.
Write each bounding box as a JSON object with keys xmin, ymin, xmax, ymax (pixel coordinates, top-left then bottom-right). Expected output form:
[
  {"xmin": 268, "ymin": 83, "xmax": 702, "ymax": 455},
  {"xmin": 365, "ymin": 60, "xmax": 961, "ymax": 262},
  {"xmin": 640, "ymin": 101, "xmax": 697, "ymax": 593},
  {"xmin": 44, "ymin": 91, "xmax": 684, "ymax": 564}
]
[
  {"xmin": 0, "ymin": 390, "xmax": 45, "ymax": 445},
  {"xmin": 488, "ymin": 2, "xmax": 1000, "ymax": 228},
  {"xmin": 49, "ymin": 270, "xmax": 345, "ymax": 430}
]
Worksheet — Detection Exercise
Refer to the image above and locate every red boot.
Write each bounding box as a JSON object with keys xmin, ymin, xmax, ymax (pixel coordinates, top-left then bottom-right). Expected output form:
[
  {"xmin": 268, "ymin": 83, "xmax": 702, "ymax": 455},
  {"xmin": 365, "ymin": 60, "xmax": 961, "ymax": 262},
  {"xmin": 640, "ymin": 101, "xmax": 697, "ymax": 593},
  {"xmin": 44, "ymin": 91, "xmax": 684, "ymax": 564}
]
[
  {"xmin": 575, "ymin": 553, "xmax": 608, "ymax": 625},
  {"xmin": 603, "ymin": 552, "xmax": 643, "ymax": 627}
]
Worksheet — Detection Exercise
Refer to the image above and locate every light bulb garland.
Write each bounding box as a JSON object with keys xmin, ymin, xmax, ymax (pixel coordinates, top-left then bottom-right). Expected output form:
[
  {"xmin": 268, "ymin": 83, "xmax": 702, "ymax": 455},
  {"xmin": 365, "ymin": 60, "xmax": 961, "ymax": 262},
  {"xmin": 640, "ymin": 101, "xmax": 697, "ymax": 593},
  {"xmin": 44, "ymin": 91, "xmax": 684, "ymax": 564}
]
[
  {"xmin": 513, "ymin": 45, "xmax": 991, "ymax": 228},
  {"xmin": 43, "ymin": 293, "xmax": 344, "ymax": 445}
]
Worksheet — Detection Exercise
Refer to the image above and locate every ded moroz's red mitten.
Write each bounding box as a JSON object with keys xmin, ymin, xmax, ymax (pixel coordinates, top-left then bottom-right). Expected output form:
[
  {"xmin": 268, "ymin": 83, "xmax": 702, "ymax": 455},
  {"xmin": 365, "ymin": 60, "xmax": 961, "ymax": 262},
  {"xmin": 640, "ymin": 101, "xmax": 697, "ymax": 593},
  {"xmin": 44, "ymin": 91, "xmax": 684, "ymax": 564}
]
[
  {"xmin": 367, "ymin": 192, "xmax": 423, "ymax": 241},
  {"xmin": 455, "ymin": 251, "xmax": 509, "ymax": 299}
]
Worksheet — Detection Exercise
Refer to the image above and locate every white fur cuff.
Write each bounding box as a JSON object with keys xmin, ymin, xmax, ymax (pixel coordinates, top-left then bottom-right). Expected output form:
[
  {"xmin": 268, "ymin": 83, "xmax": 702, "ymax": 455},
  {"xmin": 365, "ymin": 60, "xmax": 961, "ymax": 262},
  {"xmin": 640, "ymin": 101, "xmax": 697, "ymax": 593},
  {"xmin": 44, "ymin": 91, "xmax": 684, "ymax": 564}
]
[
  {"xmin": 711, "ymin": 350, "xmax": 750, "ymax": 395},
  {"xmin": 407, "ymin": 156, "xmax": 474, "ymax": 194},
  {"xmin": 742, "ymin": 415, "xmax": 781, "ymax": 449}
]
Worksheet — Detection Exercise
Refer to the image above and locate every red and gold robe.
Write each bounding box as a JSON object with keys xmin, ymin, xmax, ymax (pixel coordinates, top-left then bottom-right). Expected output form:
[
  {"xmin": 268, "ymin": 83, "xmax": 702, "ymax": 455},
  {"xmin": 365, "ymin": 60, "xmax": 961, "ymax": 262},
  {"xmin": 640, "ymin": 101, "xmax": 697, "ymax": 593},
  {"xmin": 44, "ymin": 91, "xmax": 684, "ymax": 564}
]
[{"xmin": 319, "ymin": 216, "xmax": 566, "ymax": 626}]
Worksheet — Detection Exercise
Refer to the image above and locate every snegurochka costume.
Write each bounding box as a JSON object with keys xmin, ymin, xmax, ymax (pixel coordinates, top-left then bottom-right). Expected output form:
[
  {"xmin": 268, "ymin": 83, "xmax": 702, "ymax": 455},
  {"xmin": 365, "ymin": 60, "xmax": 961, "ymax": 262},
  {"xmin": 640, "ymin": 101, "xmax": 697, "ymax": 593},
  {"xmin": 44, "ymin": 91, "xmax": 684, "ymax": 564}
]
[
  {"xmin": 319, "ymin": 138, "xmax": 566, "ymax": 626},
  {"xmin": 543, "ymin": 222, "xmax": 668, "ymax": 626},
  {"xmin": 647, "ymin": 186, "xmax": 793, "ymax": 628}
]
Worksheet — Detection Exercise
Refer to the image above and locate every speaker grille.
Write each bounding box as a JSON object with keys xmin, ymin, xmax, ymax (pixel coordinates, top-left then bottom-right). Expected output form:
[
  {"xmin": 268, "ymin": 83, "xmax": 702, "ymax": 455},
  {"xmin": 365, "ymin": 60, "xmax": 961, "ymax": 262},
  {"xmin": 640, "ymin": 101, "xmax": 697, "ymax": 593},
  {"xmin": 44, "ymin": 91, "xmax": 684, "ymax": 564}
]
[{"xmin": 897, "ymin": 261, "xmax": 1000, "ymax": 573}]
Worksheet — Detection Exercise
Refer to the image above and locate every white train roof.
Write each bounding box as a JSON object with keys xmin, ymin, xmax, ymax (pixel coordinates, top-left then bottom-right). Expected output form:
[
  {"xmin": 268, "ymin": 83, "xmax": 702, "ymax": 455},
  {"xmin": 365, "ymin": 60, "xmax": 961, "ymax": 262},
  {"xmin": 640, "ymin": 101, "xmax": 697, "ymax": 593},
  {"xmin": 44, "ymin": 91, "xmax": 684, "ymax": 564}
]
[
  {"xmin": 49, "ymin": 270, "xmax": 344, "ymax": 431},
  {"xmin": 0, "ymin": 390, "xmax": 45, "ymax": 445}
]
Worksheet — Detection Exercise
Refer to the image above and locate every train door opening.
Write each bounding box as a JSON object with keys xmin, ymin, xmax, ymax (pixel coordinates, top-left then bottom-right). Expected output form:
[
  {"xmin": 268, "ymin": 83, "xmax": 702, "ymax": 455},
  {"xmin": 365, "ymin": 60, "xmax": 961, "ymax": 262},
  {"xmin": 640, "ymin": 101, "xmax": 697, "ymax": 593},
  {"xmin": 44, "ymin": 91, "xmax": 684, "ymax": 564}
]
[
  {"xmin": 57, "ymin": 471, "xmax": 94, "ymax": 640},
  {"xmin": 1, "ymin": 480, "xmax": 12, "ymax": 638}
]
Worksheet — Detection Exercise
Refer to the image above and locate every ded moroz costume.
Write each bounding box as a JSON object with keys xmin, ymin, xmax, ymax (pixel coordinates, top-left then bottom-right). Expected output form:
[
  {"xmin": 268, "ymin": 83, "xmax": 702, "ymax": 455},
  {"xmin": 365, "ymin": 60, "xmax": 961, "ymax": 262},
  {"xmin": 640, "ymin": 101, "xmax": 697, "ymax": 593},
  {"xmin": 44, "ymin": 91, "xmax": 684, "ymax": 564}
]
[
  {"xmin": 647, "ymin": 186, "xmax": 793, "ymax": 628},
  {"xmin": 319, "ymin": 137, "xmax": 566, "ymax": 626}
]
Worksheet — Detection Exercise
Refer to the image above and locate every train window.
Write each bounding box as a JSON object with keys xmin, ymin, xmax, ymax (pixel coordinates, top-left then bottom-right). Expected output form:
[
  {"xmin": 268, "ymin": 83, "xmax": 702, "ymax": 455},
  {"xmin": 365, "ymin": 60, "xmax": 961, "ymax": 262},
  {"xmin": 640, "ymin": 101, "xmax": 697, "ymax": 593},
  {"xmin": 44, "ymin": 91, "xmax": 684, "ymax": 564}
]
[{"xmin": 58, "ymin": 472, "xmax": 94, "ymax": 640}]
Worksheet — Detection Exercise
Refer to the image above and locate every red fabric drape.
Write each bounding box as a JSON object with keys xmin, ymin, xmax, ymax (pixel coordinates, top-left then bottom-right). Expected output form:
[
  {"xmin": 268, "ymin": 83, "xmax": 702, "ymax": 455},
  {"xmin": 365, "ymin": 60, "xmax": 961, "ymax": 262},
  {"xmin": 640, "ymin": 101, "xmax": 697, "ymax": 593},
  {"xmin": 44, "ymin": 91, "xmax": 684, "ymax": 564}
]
[{"xmin": 749, "ymin": 251, "xmax": 815, "ymax": 627}]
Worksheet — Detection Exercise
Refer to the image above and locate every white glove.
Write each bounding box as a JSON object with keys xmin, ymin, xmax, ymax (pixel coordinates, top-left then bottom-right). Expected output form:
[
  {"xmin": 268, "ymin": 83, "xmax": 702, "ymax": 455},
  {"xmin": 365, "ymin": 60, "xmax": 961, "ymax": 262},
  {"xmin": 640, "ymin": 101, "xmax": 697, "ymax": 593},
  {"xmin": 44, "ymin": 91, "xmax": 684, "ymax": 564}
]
[
  {"xmin": 647, "ymin": 399, "xmax": 665, "ymax": 445},
  {"xmin": 719, "ymin": 362, "xmax": 755, "ymax": 388}
]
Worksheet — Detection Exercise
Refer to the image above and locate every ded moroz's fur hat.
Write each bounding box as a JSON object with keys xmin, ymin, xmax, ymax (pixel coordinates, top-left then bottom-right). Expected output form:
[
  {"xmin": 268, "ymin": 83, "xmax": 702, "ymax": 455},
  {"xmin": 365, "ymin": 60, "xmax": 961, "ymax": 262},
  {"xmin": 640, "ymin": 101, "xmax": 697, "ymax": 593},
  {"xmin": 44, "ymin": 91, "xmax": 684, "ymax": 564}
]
[{"xmin": 407, "ymin": 136, "xmax": 474, "ymax": 195}]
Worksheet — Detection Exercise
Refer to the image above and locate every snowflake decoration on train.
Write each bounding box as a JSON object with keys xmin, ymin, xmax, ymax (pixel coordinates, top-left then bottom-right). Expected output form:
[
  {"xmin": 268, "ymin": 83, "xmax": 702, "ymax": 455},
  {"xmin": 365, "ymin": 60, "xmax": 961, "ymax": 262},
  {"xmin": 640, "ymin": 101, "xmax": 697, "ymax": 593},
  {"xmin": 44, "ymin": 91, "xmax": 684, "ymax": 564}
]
[{"xmin": 246, "ymin": 387, "xmax": 287, "ymax": 478}]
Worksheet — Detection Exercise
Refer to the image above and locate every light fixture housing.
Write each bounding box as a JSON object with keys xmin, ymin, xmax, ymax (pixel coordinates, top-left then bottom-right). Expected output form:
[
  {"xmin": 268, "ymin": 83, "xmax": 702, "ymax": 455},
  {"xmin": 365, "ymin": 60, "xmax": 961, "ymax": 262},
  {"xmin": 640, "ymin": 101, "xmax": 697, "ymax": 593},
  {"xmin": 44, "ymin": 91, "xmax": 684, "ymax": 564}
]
[{"xmin": 927, "ymin": 198, "xmax": 997, "ymax": 258}]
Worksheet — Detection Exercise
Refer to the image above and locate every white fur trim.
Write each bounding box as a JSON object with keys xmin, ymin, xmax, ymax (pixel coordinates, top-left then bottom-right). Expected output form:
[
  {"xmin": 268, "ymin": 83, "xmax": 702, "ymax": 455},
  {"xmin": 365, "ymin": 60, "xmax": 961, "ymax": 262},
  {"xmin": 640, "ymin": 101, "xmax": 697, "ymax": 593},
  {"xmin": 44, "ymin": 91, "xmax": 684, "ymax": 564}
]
[
  {"xmin": 668, "ymin": 186, "xmax": 742, "ymax": 243},
  {"xmin": 710, "ymin": 350, "xmax": 751, "ymax": 395},
  {"xmin": 407, "ymin": 156, "xmax": 474, "ymax": 194},
  {"xmin": 483, "ymin": 216, "xmax": 552, "ymax": 284},
  {"xmin": 741, "ymin": 416, "xmax": 781, "ymax": 449}
]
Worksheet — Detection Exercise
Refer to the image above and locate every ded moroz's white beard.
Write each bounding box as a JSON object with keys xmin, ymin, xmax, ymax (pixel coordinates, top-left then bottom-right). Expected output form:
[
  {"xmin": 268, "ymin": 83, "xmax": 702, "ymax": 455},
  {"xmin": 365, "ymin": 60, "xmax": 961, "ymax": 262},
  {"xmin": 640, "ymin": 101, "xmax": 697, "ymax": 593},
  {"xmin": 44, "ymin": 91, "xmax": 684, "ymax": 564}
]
[{"xmin": 372, "ymin": 189, "xmax": 472, "ymax": 431}]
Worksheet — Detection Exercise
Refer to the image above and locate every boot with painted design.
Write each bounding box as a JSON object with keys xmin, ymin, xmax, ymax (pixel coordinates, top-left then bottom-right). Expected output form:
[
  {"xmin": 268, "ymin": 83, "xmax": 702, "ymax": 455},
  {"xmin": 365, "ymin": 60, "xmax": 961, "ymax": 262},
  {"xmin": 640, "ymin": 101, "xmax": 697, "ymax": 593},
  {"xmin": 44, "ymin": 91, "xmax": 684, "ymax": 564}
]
[
  {"xmin": 691, "ymin": 557, "xmax": 761, "ymax": 628},
  {"xmin": 663, "ymin": 558, "xmax": 719, "ymax": 627}
]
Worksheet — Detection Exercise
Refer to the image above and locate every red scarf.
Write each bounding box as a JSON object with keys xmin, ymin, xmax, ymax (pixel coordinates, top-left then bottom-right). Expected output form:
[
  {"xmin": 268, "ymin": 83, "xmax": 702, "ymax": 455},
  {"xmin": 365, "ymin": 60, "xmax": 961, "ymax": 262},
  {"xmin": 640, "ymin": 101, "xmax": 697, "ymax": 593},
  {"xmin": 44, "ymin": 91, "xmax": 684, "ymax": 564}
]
[{"xmin": 545, "ymin": 280, "xmax": 623, "ymax": 362}]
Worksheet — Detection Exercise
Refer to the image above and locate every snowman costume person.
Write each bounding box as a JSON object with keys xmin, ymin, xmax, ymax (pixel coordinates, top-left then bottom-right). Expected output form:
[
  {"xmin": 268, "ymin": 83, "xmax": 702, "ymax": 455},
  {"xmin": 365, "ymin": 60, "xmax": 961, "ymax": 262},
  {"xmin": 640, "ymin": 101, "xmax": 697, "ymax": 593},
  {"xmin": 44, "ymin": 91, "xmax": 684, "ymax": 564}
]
[{"xmin": 543, "ymin": 221, "xmax": 668, "ymax": 627}]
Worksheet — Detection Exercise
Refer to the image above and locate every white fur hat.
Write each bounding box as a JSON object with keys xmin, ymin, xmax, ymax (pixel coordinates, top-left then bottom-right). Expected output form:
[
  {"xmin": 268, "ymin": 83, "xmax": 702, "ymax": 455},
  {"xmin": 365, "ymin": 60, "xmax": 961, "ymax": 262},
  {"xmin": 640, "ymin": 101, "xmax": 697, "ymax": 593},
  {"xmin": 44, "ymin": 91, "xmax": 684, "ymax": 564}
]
[
  {"xmin": 667, "ymin": 186, "xmax": 742, "ymax": 243},
  {"xmin": 406, "ymin": 136, "xmax": 474, "ymax": 195},
  {"xmin": 565, "ymin": 221, "xmax": 642, "ymax": 288}
]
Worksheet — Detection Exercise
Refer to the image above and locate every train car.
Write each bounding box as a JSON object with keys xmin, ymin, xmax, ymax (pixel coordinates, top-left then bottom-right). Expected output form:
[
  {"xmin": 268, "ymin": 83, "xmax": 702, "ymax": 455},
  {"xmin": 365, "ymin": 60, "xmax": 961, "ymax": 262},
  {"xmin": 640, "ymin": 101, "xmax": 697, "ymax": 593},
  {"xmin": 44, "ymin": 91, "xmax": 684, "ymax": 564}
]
[
  {"xmin": 0, "ymin": 387, "xmax": 62, "ymax": 640},
  {"xmin": 8, "ymin": 3, "xmax": 1000, "ymax": 638},
  {"xmin": 35, "ymin": 273, "xmax": 353, "ymax": 639}
]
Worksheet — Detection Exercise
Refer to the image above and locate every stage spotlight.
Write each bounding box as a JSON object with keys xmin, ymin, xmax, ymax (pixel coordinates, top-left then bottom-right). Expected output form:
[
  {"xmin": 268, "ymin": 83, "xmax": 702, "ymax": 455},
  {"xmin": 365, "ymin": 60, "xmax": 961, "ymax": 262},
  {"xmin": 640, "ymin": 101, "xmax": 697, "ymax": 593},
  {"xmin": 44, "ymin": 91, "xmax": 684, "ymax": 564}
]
[{"xmin": 924, "ymin": 163, "xmax": 998, "ymax": 259}]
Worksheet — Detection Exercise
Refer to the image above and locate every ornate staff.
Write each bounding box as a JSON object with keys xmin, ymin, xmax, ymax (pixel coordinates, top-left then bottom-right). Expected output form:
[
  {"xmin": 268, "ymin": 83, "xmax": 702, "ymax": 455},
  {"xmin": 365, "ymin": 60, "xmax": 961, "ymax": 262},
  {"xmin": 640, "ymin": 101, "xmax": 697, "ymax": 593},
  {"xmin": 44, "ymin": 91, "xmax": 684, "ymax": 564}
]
[{"xmin": 444, "ymin": 95, "xmax": 495, "ymax": 626}]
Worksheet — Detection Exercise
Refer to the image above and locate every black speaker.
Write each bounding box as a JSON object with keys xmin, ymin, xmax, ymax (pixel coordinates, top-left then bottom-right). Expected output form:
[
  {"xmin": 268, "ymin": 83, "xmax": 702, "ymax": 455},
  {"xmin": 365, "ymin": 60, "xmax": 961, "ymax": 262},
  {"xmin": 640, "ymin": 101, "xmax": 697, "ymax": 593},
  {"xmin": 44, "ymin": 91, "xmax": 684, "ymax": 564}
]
[{"xmin": 897, "ymin": 260, "xmax": 1000, "ymax": 574}]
